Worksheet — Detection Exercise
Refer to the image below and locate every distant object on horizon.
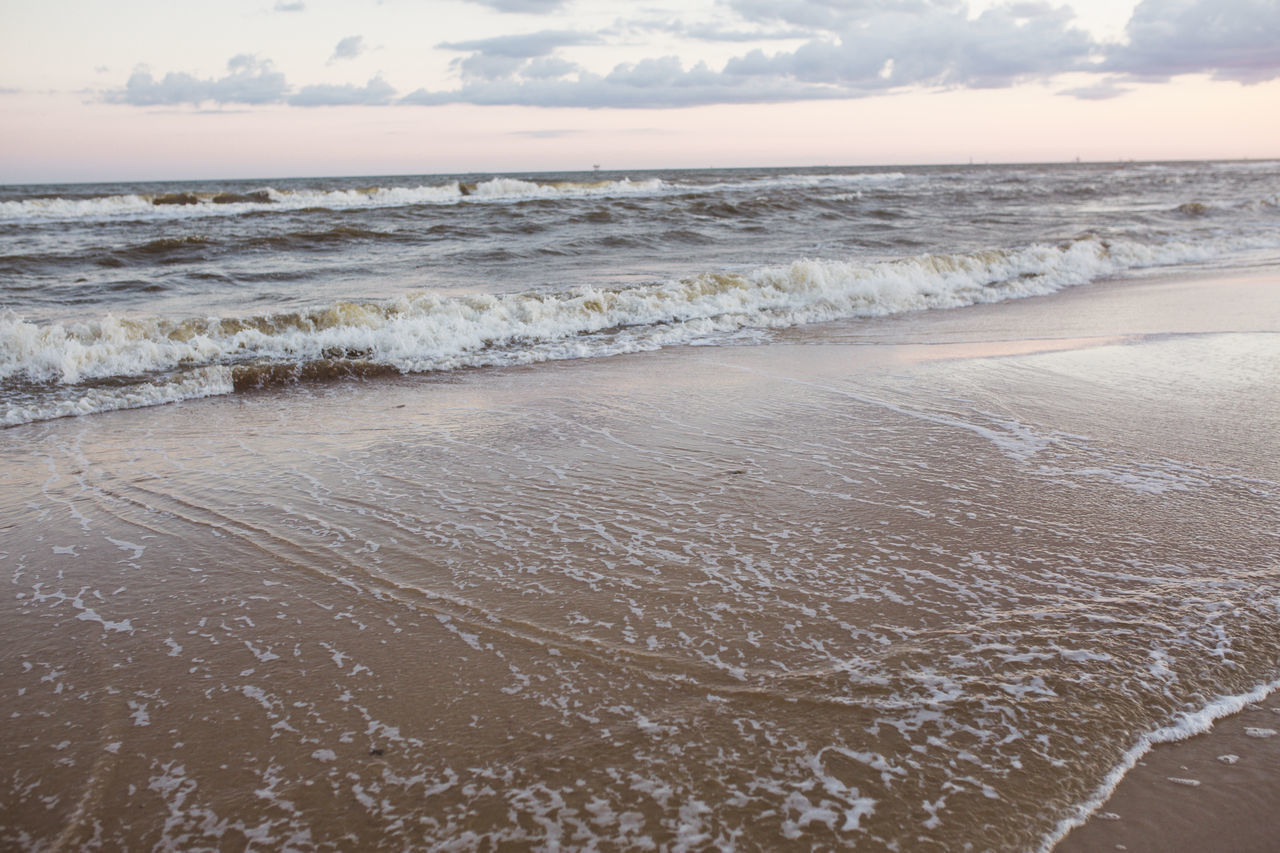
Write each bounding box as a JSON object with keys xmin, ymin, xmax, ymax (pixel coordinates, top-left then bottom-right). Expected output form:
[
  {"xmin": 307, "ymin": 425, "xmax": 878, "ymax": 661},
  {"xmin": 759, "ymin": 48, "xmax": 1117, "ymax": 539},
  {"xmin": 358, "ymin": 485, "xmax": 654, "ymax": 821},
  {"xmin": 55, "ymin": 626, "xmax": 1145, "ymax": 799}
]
[{"xmin": 593, "ymin": 164, "xmax": 601, "ymax": 171}]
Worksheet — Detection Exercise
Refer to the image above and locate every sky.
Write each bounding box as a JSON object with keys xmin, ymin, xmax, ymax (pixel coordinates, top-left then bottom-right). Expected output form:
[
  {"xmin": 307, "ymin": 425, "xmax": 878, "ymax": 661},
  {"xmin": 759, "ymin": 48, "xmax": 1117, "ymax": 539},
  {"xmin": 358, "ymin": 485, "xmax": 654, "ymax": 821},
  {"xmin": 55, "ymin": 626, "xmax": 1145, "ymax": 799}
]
[{"xmin": 1, "ymin": 0, "xmax": 1278, "ymax": 182}]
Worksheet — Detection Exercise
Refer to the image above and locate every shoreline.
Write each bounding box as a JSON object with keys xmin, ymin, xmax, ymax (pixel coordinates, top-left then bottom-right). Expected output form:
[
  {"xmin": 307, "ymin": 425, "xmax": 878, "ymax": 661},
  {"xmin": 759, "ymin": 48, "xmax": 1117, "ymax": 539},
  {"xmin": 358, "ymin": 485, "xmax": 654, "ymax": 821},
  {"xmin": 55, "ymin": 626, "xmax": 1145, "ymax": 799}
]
[
  {"xmin": 2, "ymin": 265, "xmax": 1278, "ymax": 849},
  {"xmin": 1054, "ymin": 686, "xmax": 1280, "ymax": 852}
]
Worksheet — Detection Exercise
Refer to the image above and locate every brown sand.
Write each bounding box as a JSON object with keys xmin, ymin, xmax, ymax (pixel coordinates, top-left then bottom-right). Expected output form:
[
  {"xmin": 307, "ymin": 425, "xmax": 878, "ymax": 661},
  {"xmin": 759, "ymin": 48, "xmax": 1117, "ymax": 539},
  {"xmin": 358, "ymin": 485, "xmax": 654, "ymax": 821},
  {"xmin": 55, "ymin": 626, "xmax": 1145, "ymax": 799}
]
[{"xmin": 1056, "ymin": 695, "xmax": 1280, "ymax": 852}]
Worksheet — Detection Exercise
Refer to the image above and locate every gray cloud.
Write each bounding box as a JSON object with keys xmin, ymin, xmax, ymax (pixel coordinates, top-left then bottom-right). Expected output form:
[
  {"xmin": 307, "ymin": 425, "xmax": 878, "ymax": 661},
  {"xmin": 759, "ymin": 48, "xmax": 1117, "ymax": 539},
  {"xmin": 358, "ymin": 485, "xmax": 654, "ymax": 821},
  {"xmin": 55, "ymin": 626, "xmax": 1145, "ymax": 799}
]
[
  {"xmin": 105, "ymin": 55, "xmax": 289, "ymax": 106},
  {"xmin": 662, "ymin": 23, "xmax": 815, "ymax": 42},
  {"xmin": 290, "ymin": 75, "xmax": 396, "ymax": 106},
  {"xmin": 719, "ymin": 3, "xmax": 1096, "ymax": 92},
  {"xmin": 1105, "ymin": 0, "xmax": 1280, "ymax": 84},
  {"xmin": 727, "ymin": 0, "xmax": 954, "ymax": 31},
  {"xmin": 274, "ymin": 1, "xmax": 306, "ymax": 11},
  {"xmin": 463, "ymin": 0, "xmax": 568, "ymax": 12},
  {"xmin": 409, "ymin": 1, "xmax": 1097, "ymax": 108},
  {"xmin": 523, "ymin": 56, "xmax": 581, "ymax": 79},
  {"xmin": 99, "ymin": 0, "xmax": 1280, "ymax": 113},
  {"xmin": 331, "ymin": 35, "xmax": 366, "ymax": 62},
  {"xmin": 103, "ymin": 55, "xmax": 393, "ymax": 107},
  {"xmin": 437, "ymin": 30, "xmax": 600, "ymax": 59},
  {"xmin": 1057, "ymin": 78, "xmax": 1132, "ymax": 99},
  {"xmin": 400, "ymin": 61, "xmax": 850, "ymax": 109},
  {"xmin": 611, "ymin": 15, "xmax": 814, "ymax": 43},
  {"xmin": 437, "ymin": 29, "xmax": 599, "ymax": 82}
]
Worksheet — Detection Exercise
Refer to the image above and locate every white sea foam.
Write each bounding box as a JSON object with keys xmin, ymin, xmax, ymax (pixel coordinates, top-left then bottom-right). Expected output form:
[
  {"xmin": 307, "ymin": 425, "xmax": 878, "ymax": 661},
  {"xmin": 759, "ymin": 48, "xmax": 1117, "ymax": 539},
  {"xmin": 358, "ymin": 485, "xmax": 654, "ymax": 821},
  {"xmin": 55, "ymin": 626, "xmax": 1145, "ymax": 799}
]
[
  {"xmin": 2, "ymin": 366, "xmax": 234, "ymax": 426},
  {"xmin": 0, "ymin": 177, "xmax": 668, "ymax": 223},
  {"xmin": 0, "ymin": 233, "xmax": 1268, "ymax": 426},
  {"xmin": 1037, "ymin": 677, "xmax": 1280, "ymax": 852},
  {"xmin": 701, "ymin": 172, "xmax": 911, "ymax": 194},
  {"xmin": 0, "ymin": 172, "xmax": 912, "ymax": 223}
]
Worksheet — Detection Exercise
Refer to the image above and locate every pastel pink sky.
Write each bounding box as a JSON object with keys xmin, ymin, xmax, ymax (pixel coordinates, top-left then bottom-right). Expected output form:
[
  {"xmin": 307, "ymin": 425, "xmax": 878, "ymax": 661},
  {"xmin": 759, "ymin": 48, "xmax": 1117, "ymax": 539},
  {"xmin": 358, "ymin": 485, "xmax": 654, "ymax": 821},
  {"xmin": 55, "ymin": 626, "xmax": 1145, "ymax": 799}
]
[{"xmin": 1, "ymin": 0, "xmax": 1277, "ymax": 182}]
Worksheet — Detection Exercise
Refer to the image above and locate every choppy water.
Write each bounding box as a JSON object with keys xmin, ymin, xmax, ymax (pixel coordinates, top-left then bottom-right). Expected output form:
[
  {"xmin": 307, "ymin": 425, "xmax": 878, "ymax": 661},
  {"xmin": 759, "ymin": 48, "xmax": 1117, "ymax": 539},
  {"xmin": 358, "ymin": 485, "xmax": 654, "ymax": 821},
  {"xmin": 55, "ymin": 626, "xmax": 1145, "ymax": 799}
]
[
  {"xmin": 3, "ymin": 161, "xmax": 1279, "ymax": 425},
  {"xmin": 2, "ymin": 162, "xmax": 1280, "ymax": 851}
]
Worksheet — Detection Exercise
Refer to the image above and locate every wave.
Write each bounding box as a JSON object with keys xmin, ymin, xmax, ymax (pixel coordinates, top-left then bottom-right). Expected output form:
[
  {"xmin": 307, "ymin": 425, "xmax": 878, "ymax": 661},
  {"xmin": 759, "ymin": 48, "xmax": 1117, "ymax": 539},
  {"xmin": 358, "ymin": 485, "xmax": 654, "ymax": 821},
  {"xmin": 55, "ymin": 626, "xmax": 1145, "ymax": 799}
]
[
  {"xmin": 0, "ymin": 171, "xmax": 918, "ymax": 224},
  {"xmin": 0, "ymin": 233, "xmax": 1262, "ymax": 426},
  {"xmin": 0, "ymin": 177, "xmax": 669, "ymax": 223},
  {"xmin": 1037, "ymin": 677, "xmax": 1280, "ymax": 852}
]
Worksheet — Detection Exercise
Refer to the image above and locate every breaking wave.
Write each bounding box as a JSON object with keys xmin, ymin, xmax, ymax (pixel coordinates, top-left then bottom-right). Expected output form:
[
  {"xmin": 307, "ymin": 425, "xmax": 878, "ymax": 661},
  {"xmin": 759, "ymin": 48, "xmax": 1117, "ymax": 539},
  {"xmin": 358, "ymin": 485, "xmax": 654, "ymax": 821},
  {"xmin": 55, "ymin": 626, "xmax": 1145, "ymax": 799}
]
[
  {"xmin": 1, "ymin": 234, "xmax": 1254, "ymax": 426},
  {"xmin": 0, "ymin": 177, "xmax": 669, "ymax": 223},
  {"xmin": 0, "ymin": 171, "xmax": 919, "ymax": 224}
]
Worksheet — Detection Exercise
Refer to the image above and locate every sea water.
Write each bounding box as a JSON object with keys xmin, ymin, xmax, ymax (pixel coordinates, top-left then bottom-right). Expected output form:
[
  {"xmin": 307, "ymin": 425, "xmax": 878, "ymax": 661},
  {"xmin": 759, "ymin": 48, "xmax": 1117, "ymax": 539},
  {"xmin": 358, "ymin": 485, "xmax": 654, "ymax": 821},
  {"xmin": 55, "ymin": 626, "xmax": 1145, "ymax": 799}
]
[{"xmin": 1, "ymin": 161, "xmax": 1279, "ymax": 850}]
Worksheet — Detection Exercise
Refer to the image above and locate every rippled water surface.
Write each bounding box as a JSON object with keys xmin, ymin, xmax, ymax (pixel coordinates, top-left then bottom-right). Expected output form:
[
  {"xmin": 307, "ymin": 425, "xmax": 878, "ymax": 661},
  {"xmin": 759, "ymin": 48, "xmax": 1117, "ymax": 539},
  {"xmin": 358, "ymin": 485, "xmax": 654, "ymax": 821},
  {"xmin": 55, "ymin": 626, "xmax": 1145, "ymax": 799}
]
[{"xmin": 3, "ymin": 161, "xmax": 1279, "ymax": 425}]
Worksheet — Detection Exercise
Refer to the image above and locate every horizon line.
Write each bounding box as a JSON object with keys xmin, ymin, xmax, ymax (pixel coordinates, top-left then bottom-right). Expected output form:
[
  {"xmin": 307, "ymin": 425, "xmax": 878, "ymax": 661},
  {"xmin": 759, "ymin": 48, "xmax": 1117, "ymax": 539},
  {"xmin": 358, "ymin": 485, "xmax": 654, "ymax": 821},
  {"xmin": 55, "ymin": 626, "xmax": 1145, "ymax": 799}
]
[{"xmin": 4, "ymin": 155, "xmax": 1277, "ymax": 188}]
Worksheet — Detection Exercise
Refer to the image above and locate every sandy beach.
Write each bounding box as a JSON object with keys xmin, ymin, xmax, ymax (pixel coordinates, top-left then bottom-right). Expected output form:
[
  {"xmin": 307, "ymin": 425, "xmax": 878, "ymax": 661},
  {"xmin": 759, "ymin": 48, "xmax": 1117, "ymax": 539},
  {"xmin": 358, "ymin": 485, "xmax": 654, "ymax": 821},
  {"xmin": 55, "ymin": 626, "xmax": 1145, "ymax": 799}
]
[{"xmin": 2, "ymin": 265, "xmax": 1278, "ymax": 850}]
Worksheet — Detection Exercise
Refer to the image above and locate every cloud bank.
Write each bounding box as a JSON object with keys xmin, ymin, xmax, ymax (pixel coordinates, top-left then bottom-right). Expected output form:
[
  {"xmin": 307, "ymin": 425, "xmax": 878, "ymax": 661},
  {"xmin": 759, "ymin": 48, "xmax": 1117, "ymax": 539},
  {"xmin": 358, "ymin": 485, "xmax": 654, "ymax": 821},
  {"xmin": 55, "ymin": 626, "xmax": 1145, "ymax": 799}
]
[
  {"xmin": 104, "ymin": 0, "xmax": 1280, "ymax": 110},
  {"xmin": 1106, "ymin": 0, "xmax": 1280, "ymax": 84},
  {"xmin": 107, "ymin": 55, "xmax": 396, "ymax": 107},
  {"xmin": 107, "ymin": 55, "xmax": 290, "ymax": 107}
]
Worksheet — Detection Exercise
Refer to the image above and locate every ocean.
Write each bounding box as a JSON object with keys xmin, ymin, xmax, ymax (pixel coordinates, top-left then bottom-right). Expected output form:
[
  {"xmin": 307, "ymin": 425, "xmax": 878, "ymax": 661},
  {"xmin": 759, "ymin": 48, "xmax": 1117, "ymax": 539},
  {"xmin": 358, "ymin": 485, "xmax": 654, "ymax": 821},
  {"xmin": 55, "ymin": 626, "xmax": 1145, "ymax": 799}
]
[
  {"xmin": 2, "ymin": 161, "xmax": 1279, "ymax": 850},
  {"xmin": 3, "ymin": 161, "xmax": 1278, "ymax": 425}
]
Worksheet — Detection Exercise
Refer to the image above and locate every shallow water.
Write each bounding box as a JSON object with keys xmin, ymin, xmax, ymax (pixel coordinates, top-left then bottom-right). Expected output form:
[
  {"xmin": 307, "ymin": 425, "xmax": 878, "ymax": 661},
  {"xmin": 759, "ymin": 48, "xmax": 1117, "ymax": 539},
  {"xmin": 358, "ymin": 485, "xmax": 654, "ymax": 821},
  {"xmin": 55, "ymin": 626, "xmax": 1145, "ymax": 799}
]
[{"xmin": 2, "ymin": 269, "xmax": 1277, "ymax": 850}]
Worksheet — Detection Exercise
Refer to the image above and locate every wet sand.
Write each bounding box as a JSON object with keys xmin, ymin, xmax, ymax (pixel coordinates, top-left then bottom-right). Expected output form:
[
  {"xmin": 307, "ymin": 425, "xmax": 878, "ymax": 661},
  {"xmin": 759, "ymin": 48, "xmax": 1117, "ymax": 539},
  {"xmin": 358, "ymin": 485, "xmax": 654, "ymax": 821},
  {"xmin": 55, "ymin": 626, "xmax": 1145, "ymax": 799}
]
[
  {"xmin": 2, "ymin": 266, "xmax": 1278, "ymax": 850},
  {"xmin": 1057, "ymin": 694, "xmax": 1280, "ymax": 852}
]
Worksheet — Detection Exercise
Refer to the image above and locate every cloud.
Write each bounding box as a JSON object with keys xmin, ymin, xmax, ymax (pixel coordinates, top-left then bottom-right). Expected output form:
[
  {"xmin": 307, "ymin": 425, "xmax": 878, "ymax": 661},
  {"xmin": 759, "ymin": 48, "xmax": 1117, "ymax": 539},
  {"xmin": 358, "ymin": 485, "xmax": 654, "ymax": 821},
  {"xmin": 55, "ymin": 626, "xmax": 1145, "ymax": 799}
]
[
  {"xmin": 95, "ymin": 0, "xmax": 1280, "ymax": 113},
  {"xmin": 1057, "ymin": 78, "xmax": 1132, "ymax": 99},
  {"xmin": 331, "ymin": 35, "xmax": 366, "ymax": 62},
  {"xmin": 105, "ymin": 55, "xmax": 289, "ymax": 106},
  {"xmin": 400, "ymin": 60, "xmax": 851, "ymax": 109},
  {"xmin": 437, "ymin": 30, "xmax": 600, "ymax": 59},
  {"xmin": 727, "ymin": 0, "xmax": 954, "ymax": 31},
  {"xmin": 613, "ymin": 15, "xmax": 814, "ymax": 43},
  {"xmin": 290, "ymin": 75, "xmax": 396, "ymax": 106},
  {"xmin": 719, "ymin": 3, "xmax": 1096, "ymax": 92},
  {"xmin": 274, "ymin": 1, "xmax": 306, "ymax": 11},
  {"xmin": 437, "ymin": 29, "xmax": 598, "ymax": 82},
  {"xmin": 103, "ymin": 55, "xmax": 393, "ymax": 107},
  {"xmin": 408, "ymin": 1, "xmax": 1097, "ymax": 108},
  {"xmin": 1105, "ymin": 0, "xmax": 1280, "ymax": 84},
  {"xmin": 462, "ymin": 0, "xmax": 568, "ymax": 12},
  {"xmin": 661, "ymin": 23, "xmax": 815, "ymax": 42}
]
